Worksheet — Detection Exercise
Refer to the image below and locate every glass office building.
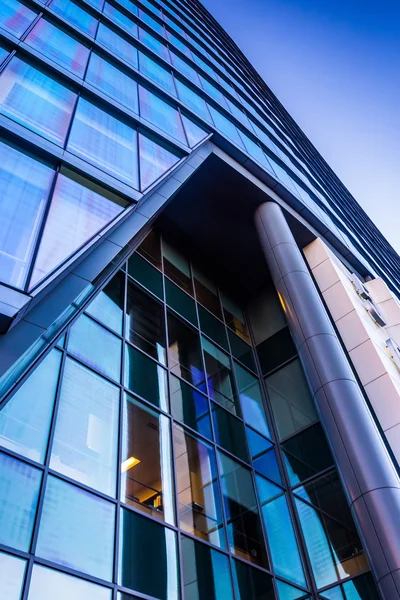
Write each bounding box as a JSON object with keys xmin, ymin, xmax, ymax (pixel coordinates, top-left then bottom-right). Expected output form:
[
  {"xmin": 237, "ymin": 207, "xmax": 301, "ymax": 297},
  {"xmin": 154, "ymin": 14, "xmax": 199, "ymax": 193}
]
[{"xmin": 0, "ymin": 0, "xmax": 399, "ymax": 599}]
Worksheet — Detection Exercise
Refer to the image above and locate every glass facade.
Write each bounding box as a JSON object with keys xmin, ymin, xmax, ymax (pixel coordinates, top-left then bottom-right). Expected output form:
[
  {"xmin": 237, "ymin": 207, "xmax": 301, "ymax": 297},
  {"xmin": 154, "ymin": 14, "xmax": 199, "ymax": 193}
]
[{"xmin": 0, "ymin": 230, "xmax": 377, "ymax": 599}]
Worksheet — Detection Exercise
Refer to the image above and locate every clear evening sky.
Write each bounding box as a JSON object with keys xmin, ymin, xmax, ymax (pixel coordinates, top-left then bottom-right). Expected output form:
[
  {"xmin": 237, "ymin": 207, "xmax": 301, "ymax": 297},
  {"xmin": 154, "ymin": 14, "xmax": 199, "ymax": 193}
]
[{"xmin": 201, "ymin": 0, "xmax": 400, "ymax": 253}]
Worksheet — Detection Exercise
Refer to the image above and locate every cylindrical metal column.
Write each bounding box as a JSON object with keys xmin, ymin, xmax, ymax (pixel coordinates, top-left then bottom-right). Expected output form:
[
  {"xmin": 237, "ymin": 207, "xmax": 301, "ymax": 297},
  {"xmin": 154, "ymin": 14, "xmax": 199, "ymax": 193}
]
[{"xmin": 255, "ymin": 201, "xmax": 400, "ymax": 599}]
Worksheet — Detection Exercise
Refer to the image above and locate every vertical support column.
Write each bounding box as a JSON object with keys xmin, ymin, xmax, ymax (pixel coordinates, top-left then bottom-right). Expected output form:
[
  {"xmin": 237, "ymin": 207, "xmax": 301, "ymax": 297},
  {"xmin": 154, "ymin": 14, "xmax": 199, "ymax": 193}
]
[{"xmin": 255, "ymin": 201, "xmax": 400, "ymax": 599}]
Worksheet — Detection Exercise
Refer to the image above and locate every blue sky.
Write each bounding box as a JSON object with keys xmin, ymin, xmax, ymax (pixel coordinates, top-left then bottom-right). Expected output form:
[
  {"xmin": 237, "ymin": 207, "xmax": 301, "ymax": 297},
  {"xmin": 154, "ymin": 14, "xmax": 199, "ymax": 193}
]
[{"xmin": 201, "ymin": 0, "xmax": 400, "ymax": 252}]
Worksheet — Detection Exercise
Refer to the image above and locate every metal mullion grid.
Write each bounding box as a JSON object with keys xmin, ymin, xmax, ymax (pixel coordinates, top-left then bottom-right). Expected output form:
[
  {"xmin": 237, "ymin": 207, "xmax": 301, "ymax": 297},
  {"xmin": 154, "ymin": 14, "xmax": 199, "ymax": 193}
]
[{"xmin": 244, "ymin": 311, "xmax": 319, "ymax": 599}]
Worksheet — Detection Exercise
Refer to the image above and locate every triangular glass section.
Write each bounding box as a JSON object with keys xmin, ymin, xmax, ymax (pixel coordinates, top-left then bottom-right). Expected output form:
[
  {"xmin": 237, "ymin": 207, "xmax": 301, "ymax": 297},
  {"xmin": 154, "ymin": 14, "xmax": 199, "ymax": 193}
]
[
  {"xmin": 139, "ymin": 132, "xmax": 180, "ymax": 191},
  {"xmin": 181, "ymin": 114, "xmax": 208, "ymax": 148},
  {"xmin": 29, "ymin": 168, "xmax": 126, "ymax": 288},
  {"xmin": 276, "ymin": 580, "xmax": 310, "ymax": 600}
]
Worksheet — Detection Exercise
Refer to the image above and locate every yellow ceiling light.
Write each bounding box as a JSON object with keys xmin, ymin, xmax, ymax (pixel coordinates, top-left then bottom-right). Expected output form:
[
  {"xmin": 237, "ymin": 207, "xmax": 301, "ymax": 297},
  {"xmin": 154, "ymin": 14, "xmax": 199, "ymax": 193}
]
[{"xmin": 121, "ymin": 456, "xmax": 141, "ymax": 472}]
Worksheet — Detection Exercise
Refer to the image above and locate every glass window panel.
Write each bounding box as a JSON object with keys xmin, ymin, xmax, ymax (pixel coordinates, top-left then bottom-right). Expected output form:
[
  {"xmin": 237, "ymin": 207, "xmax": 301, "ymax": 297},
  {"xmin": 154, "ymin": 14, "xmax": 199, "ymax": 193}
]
[
  {"xmin": 0, "ymin": 452, "xmax": 41, "ymax": 552},
  {"xmin": 139, "ymin": 27, "xmax": 170, "ymax": 61},
  {"xmin": 232, "ymin": 558, "xmax": 275, "ymax": 600},
  {"xmin": 97, "ymin": 23, "xmax": 138, "ymax": 68},
  {"xmin": 31, "ymin": 170, "xmax": 124, "ymax": 287},
  {"xmin": 50, "ymin": 0, "xmax": 97, "ymax": 36},
  {"xmin": 86, "ymin": 52, "xmax": 139, "ymax": 113},
  {"xmin": 166, "ymin": 278, "xmax": 197, "ymax": 326},
  {"xmin": 25, "ymin": 19, "xmax": 90, "ymax": 77},
  {"xmin": 241, "ymin": 133, "xmax": 273, "ymax": 170},
  {"xmin": 124, "ymin": 344, "xmax": 168, "ymax": 411},
  {"xmin": 200, "ymin": 76, "xmax": 227, "ymax": 107},
  {"xmin": 257, "ymin": 328, "xmax": 297, "ymax": 377},
  {"xmin": 0, "ymin": 0, "xmax": 36, "ymax": 38},
  {"xmin": 212, "ymin": 403, "xmax": 248, "ymax": 462},
  {"xmin": 86, "ymin": 271, "xmax": 124, "ymax": 334},
  {"xmin": 247, "ymin": 427, "xmax": 273, "ymax": 458},
  {"xmin": 217, "ymin": 452, "xmax": 268, "ymax": 567},
  {"xmin": 0, "ymin": 141, "xmax": 53, "ymax": 288},
  {"xmin": 139, "ymin": 86, "xmax": 185, "ymax": 144},
  {"xmin": 85, "ymin": 0, "xmax": 104, "ymax": 10},
  {"xmin": 255, "ymin": 474, "xmax": 282, "ymax": 505},
  {"xmin": 198, "ymin": 306, "xmax": 228, "ymax": 350},
  {"xmin": 128, "ymin": 251, "xmax": 163, "ymax": 298},
  {"xmin": 229, "ymin": 330, "xmax": 255, "ymax": 371},
  {"xmin": 0, "ymin": 349, "xmax": 61, "ymax": 463},
  {"xmin": 265, "ymin": 359, "xmax": 317, "ymax": 440},
  {"xmin": 67, "ymin": 98, "xmax": 139, "ymax": 188},
  {"xmin": 182, "ymin": 114, "xmax": 208, "ymax": 147},
  {"xmin": 168, "ymin": 311, "xmax": 205, "ymax": 389},
  {"xmin": 121, "ymin": 394, "xmax": 174, "ymax": 523},
  {"xmin": 126, "ymin": 280, "xmax": 166, "ymax": 363},
  {"xmin": 202, "ymin": 337, "xmax": 237, "ymax": 413},
  {"xmin": 114, "ymin": 0, "xmax": 138, "ymax": 17},
  {"xmin": 0, "ymin": 43, "xmax": 8, "ymax": 64},
  {"xmin": 193, "ymin": 53, "xmax": 215, "ymax": 78},
  {"xmin": 170, "ymin": 374, "xmax": 212, "ymax": 439},
  {"xmin": 175, "ymin": 79, "xmax": 211, "ymax": 122},
  {"xmin": 136, "ymin": 230, "xmax": 162, "ymax": 268},
  {"xmin": 139, "ymin": 131, "xmax": 180, "ymax": 190},
  {"xmin": 141, "ymin": 0, "xmax": 161, "ymax": 16},
  {"xmin": 233, "ymin": 363, "xmax": 270, "ymax": 438},
  {"xmin": 261, "ymin": 493, "xmax": 306, "ymax": 587},
  {"xmin": 170, "ymin": 51, "xmax": 200, "ymax": 85},
  {"xmin": 104, "ymin": 2, "xmax": 138, "ymax": 36},
  {"xmin": 163, "ymin": 14, "xmax": 184, "ymax": 35},
  {"xmin": 174, "ymin": 425, "xmax": 225, "ymax": 547},
  {"xmin": 193, "ymin": 268, "xmax": 222, "ymax": 318},
  {"xmin": 167, "ymin": 30, "xmax": 191, "ymax": 56},
  {"xmin": 50, "ymin": 358, "xmax": 119, "ymax": 495},
  {"xmin": 139, "ymin": 52, "xmax": 176, "ymax": 96},
  {"xmin": 208, "ymin": 106, "xmax": 244, "ymax": 148},
  {"xmin": 0, "ymin": 551, "xmax": 26, "ymax": 600},
  {"xmin": 28, "ymin": 565, "xmax": 112, "ymax": 600},
  {"xmin": 246, "ymin": 428, "xmax": 281, "ymax": 484},
  {"xmin": 181, "ymin": 536, "xmax": 234, "ymax": 600},
  {"xmin": 283, "ymin": 423, "xmax": 333, "ymax": 486},
  {"xmin": 119, "ymin": 508, "xmax": 179, "ymax": 598},
  {"xmin": 221, "ymin": 293, "xmax": 249, "ymax": 341},
  {"xmin": 0, "ymin": 57, "xmax": 76, "ymax": 145},
  {"xmin": 276, "ymin": 580, "xmax": 309, "ymax": 600},
  {"xmin": 321, "ymin": 573, "xmax": 379, "ymax": 600},
  {"xmin": 37, "ymin": 476, "xmax": 115, "ymax": 580},
  {"xmin": 139, "ymin": 8, "xmax": 164, "ymax": 35},
  {"xmin": 68, "ymin": 314, "xmax": 122, "ymax": 381},
  {"xmin": 163, "ymin": 240, "xmax": 192, "ymax": 293}
]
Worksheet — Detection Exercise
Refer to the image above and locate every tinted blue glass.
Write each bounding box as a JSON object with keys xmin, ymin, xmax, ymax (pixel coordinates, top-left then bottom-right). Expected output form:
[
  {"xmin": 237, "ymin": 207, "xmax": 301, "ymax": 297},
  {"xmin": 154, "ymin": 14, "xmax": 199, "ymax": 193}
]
[
  {"xmin": 67, "ymin": 98, "xmax": 139, "ymax": 188},
  {"xmin": 255, "ymin": 474, "xmax": 282, "ymax": 504},
  {"xmin": 208, "ymin": 106, "xmax": 245, "ymax": 148},
  {"xmin": 25, "ymin": 19, "xmax": 90, "ymax": 77},
  {"xmin": 86, "ymin": 52, "xmax": 139, "ymax": 113},
  {"xmin": 0, "ymin": 0, "xmax": 37, "ymax": 38},
  {"xmin": 276, "ymin": 580, "xmax": 309, "ymax": 600},
  {"xmin": 163, "ymin": 14, "xmax": 185, "ymax": 36},
  {"xmin": 170, "ymin": 51, "xmax": 200, "ymax": 85},
  {"xmin": 115, "ymin": 0, "xmax": 138, "ymax": 16},
  {"xmin": 104, "ymin": 2, "xmax": 138, "ymax": 36},
  {"xmin": 193, "ymin": 53, "xmax": 215, "ymax": 78},
  {"xmin": 68, "ymin": 314, "xmax": 122, "ymax": 381},
  {"xmin": 254, "ymin": 448, "xmax": 282, "ymax": 484},
  {"xmin": 86, "ymin": 271, "xmax": 124, "ymax": 334},
  {"xmin": 246, "ymin": 427, "xmax": 272, "ymax": 457},
  {"xmin": 233, "ymin": 363, "xmax": 270, "ymax": 437},
  {"xmin": 139, "ymin": 27, "xmax": 170, "ymax": 61},
  {"xmin": 0, "ymin": 551, "xmax": 26, "ymax": 600},
  {"xmin": 28, "ymin": 565, "xmax": 112, "ymax": 600},
  {"xmin": 0, "ymin": 58, "xmax": 76, "ymax": 145},
  {"xmin": 182, "ymin": 114, "xmax": 207, "ymax": 147},
  {"xmin": 50, "ymin": 0, "xmax": 97, "ymax": 36},
  {"xmin": 175, "ymin": 79, "xmax": 211, "ymax": 122},
  {"xmin": 139, "ymin": 132, "xmax": 180, "ymax": 190},
  {"xmin": 139, "ymin": 52, "xmax": 176, "ymax": 96},
  {"xmin": 241, "ymin": 132, "xmax": 274, "ymax": 169},
  {"xmin": 139, "ymin": 8, "xmax": 164, "ymax": 35},
  {"xmin": 0, "ymin": 452, "xmax": 41, "ymax": 551},
  {"xmin": 141, "ymin": 0, "xmax": 161, "ymax": 16},
  {"xmin": 0, "ymin": 141, "xmax": 54, "ymax": 288},
  {"xmin": 97, "ymin": 23, "xmax": 138, "ymax": 68},
  {"xmin": 167, "ymin": 30, "xmax": 191, "ymax": 57},
  {"xmin": 170, "ymin": 374, "xmax": 212, "ymax": 439},
  {"xmin": 0, "ymin": 349, "xmax": 61, "ymax": 463},
  {"xmin": 36, "ymin": 476, "xmax": 115, "ymax": 580},
  {"xmin": 85, "ymin": 0, "xmax": 104, "ymax": 9},
  {"xmin": 262, "ymin": 494, "xmax": 306, "ymax": 587},
  {"xmin": 200, "ymin": 76, "xmax": 228, "ymax": 107},
  {"xmin": 139, "ymin": 86, "xmax": 186, "ymax": 143}
]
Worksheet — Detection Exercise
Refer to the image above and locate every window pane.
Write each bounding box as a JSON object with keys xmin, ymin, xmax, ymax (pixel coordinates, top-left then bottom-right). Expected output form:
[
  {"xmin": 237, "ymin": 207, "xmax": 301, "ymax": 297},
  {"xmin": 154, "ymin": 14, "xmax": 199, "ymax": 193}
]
[
  {"xmin": 97, "ymin": 23, "xmax": 138, "ymax": 68},
  {"xmin": 170, "ymin": 52, "xmax": 200, "ymax": 85},
  {"xmin": 198, "ymin": 306, "xmax": 227, "ymax": 350},
  {"xmin": 166, "ymin": 279, "xmax": 197, "ymax": 326},
  {"xmin": 182, "ymin": 114, "xmax": 208, "ymax": 147},
  {"xmin": 0, "ymin": 141, "xmax": 53, "ymax": 288},
  {"xmin": 68, "ymin": 314, "xmax": 122, "ymax": 382},
  {"xmin": 0, "ymin": 551, "xmax": 26, "ymax": 600},
  {"xmin": 37, "ymin": 476, "xmax": 115, "ymax": 580},
  {"xmin": 208, "ymin": 106, "xmax": 244, "ymax": 148},
  {"xmin": 261, "ymin": 493, "xmax": 306, "ymax": 587},
  {"xmin": 265, "ymin": 359, "xmax": 317, "ymax": 440},
  {"xmin": 200, "ymin": 76, "xmax": 227, "ymax": 108},
  {"xmin": 104, "ymin": 2, "xmax": 138, "ymax": 36},
  {"xmin": 31, "ymin": 170, "xmax": 124, "ymax": 287},
  {"xmin": 140, "ymin": 8, "xmax": 164, "ymax": 35},
  {"xmin": 25, "ymin": 19, "xmax": 90, "ymax": 77},
  {"xmin": 86, "ymin": 271, "xmax": 124, "ymax": 334},
  {"xmin": 212, "ymin": 403, "xmax": 249, "ymax": 462},
  {"xmin": 125, "ymin": 344, "xmax": 168, "ymax": 410},
  {"xmin": 174, "ymin": 425, "xmax": 225, "ymax": 547},
  {"xmin": 50, "ymin": 358, "xmax": 119, "ymax": 496},
  {"xmin": 119, "ymin": 508, "xmax": 179, "ymax": 598},
  {"xmin": 163, "ymin": 240, "xmax": 193, "ymax": 293},
  {"xmin": 181, "ymin": 536, "xmax": 234, "ymax": 600},
  {"xmin": 86, "ymin": 52, "xmax": 138, "ymax": 113},
  {"xmin": 283, "ymin": 423, "xmax": 333, "ymax": 486},
  {"xmin": 139, "ymin": 27, "xmax": 170, "ymax": 61},
  {"xmin": 139, "ymin": 132, "xmax": 180, "ymax": 190},
  {"xmin": 139, "ymin": 86, "xmax": 186, "ymax": 144},
  {"xmin": 114, "ymin": 0, "xmax": 138, "ymax": 17},
  {"xmin": 170, "ymin": 374, "xmax": 212, "ymax": 439},
  {"xmin": 0, "ymin": 349, "xmax": 61, "ymax": 463},
  {"xmin": 50, "ymin": 0, "xmax": 97, "ymax": 36},
  {"xmin": 218, "ymin": 451, "xmax": 268, "ymax": 567},
  {"xmin": 276, "ymin": 580, "xmax": 309, "ymax": 600},
  {"xmin": 193, "ymin": 268, "xmax": 222, "ymax": 318},
  {"xmin": 126, "ymin": 280, "xmax": 166, "ymax": 364},
  {"xmin": 121, "ymin": 395, "xmax": 174, "ymax": 524},
  {"xmin": 232, "ymin": 558, "xmax": 275, "ymax": 600},
  {"xmin": 234, "ymin": 363, "xmax": 270, "ymax": 438},
  {"xmin": 128, "ymin": 251, "xmax": 163, "ymax": 298},
  {"xmin": 203, "ymin": 338, "xmax": 236, "ymax": 413},
  {"xmin": 136, "ymin": 230, "xmax": 162, "ymax": 268},
  {"xmin": 221, "ymin": 293, "xmax": 249, "ymax": 341},
  {"xmin": 167, "ymin": 311, "xmax": 205, "ymax": 389},
  {"xmin": 247, "ymin": 428, "xmax": 281, "ymax": 484},
  {"xmin": 175, "ymin": 79, "xmax": 211, "ymax": 122},
  {"xmin": 0, "ymin": 452, "xmax": 41, "ymax": 552},
  {"xmin": 28, "ymin": 565, "xmax": 112, "ymax": 600},
  {"xmin": 0, "ymin": 0, "xmax": 37, "ymax": 38},
  {"xmin": 139, "ymin": 52, "xmax": 176, "ymax": 96},
  {"xmin": 321, "ymin": 573, "xmax": 379, "ymax": 600},
  {"xmin": 67, "ymin": 98, "xmax": 139, "ymax": 188}
]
